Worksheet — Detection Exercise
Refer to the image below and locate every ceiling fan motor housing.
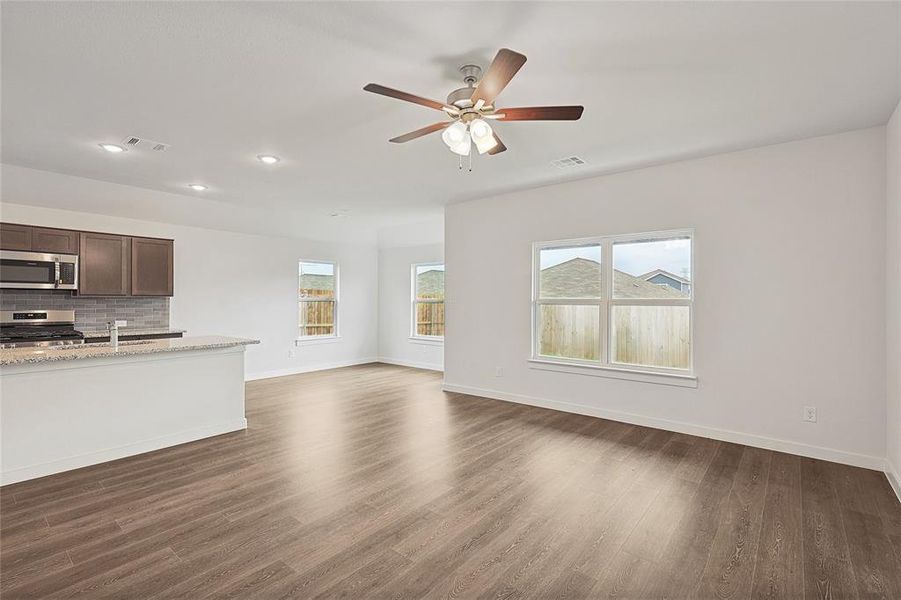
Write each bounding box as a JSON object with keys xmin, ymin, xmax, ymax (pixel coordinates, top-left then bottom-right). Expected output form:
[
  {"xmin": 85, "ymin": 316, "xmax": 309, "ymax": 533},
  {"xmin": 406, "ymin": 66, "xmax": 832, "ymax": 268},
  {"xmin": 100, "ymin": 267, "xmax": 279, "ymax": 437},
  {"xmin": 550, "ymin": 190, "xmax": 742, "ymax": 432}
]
[
  {"xmin": 447, "ymin": 64, "xmax": 483, "ymax": 108},
  {"xmin": 447, "ymin": 87, "xmax": 475, "ymax": 108}
]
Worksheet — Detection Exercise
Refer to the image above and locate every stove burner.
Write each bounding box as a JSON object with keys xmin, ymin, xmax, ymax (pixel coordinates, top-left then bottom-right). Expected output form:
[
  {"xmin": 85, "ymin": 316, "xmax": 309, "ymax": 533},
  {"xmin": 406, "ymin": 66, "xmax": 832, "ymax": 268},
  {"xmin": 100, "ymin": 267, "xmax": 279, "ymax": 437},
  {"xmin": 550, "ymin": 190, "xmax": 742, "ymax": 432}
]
[{"xmin": 0, "ymin": 309, "xmax": 84, "ymax": 348}]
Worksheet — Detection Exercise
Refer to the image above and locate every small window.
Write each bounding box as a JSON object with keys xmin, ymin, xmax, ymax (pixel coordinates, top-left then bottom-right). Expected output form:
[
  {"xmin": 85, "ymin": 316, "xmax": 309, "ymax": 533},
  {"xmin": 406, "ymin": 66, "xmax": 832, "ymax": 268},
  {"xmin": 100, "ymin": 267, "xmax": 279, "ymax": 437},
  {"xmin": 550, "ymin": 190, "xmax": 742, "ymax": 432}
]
[
  {"xmin": 412, "ymin": 263, "xmax": 445, "ymax": 340},
  {"xmin": 533, "ymin": 231, "xmax": 693, "ymax": 375},
  {"xmin": 299, "ymin": 260, "xmax": 338, "ymax": 338}
]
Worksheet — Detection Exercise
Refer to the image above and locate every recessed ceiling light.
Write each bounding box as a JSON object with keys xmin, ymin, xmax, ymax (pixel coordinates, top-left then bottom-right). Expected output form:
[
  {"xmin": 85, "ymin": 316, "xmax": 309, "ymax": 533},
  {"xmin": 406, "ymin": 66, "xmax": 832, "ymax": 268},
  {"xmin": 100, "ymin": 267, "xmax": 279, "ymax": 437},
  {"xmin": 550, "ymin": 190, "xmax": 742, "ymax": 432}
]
[
  {"xmin": 187, "ymin": 184, "xmax": 208, "ymax": 191},
  {"xmin": 99, "ymin": 143, "xmax": 125, "ymax": 153},
  {"xmin": 257, "ymin": 154, "xmax": 280, "ymax": 165}
]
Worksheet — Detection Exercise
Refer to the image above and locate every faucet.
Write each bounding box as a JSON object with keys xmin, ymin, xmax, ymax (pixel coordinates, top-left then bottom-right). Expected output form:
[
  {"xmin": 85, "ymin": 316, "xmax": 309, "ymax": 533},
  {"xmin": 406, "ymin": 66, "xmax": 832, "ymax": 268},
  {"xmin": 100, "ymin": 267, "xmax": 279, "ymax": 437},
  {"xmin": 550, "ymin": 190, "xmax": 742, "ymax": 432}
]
[
  {"xmin": 107, "ymin": 320, "xmax": 126, "ymax": 348},
  {"xmin": 108, "ymin": 321, "xmax": 119, "ymax": 348}
]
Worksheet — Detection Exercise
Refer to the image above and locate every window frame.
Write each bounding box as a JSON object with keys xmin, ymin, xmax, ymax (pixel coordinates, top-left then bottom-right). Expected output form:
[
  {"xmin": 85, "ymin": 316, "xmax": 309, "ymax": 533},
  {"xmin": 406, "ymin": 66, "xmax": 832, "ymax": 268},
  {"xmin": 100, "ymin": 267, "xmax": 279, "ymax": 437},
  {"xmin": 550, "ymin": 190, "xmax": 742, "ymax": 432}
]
[
  {"xmin": 410, "ymin": 262, "xmax": 445, "ymax": 343},
  {"xmin": 297, "ymin": 259, "xmax": 339, "ymax": 342},
  {"xmin": 531, "ymin": 229, "xmax": 694, "ymax": 378}
]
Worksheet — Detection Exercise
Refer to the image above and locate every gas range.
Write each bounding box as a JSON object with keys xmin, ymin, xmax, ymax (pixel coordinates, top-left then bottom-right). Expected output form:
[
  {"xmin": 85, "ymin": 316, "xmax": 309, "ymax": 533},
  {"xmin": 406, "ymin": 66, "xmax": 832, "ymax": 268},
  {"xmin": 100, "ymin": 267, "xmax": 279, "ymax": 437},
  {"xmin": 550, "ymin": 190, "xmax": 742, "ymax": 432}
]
[{"xmin": 0, "ymin": 310, "xmax": 85, "ymax": 348}]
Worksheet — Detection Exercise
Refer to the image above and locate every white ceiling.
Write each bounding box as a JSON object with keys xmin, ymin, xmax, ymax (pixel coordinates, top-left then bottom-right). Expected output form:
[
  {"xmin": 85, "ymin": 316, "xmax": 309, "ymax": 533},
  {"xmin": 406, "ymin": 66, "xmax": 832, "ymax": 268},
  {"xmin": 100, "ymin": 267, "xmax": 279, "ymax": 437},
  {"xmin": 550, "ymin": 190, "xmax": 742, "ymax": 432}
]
[{"xmin": 2, "ymin": 1, "xmax": 899, "ymax": 240}]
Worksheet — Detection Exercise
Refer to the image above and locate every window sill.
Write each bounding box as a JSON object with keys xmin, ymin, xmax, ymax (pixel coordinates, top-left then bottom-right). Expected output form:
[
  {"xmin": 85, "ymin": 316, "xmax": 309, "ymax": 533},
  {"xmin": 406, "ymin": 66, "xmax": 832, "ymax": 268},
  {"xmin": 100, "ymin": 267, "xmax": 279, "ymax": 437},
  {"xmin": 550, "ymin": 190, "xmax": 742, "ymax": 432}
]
[
  {"xmin": 528, "ymin": 358, "xmax": 698, "ymax": 388},
  {"xmin": 295, "ymin": 336, "xmax": 342, "ymax": 346},
  {"xmin": 409, "ymin": 336, "xmax": 444, "ymax": 346}
]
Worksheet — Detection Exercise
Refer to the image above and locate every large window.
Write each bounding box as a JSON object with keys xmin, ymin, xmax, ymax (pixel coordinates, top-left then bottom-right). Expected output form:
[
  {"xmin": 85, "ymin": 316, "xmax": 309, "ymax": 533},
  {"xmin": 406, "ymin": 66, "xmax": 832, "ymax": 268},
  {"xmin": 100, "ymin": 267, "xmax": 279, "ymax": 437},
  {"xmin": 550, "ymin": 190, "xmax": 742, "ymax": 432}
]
[
  {"xmin": 298, "ymin": 260, "xmax": 338, "ymax": 338},
  {"xmin": 412, "ymin": 263, "xmax": 445, "ymax": 340},
  {"xmin": 532, "ymin": 230, "xmax": 692, "ymax": 374}
]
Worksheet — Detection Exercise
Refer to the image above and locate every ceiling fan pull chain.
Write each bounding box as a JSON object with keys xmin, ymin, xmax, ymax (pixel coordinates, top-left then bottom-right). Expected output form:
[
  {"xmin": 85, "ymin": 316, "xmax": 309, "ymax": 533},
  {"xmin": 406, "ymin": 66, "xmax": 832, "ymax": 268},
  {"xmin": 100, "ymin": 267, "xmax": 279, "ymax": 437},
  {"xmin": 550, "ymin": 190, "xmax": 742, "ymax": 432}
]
[
  {"xmin": 468, "ymin": 151, "xmax": 472, "ymax": 173},
  {"xmin": 458, "ymin": 154, "xmax": 463, "ymax": 171}
]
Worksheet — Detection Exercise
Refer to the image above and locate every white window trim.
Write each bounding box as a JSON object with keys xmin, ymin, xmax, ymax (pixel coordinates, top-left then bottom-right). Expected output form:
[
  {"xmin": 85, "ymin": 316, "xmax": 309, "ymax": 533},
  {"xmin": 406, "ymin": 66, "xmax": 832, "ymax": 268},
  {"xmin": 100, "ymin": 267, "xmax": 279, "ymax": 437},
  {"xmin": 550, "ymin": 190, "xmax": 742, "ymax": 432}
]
[
  {"xmin": 528, "ymin": 358, "xmax": 698, "ymax": 388},
  {"xmin": 297, "ymin": 259, "xmax": 339, "ymax": 341},
  {"xmin": 295, "ymin": 335, "xmax": 343, "ymax": 346},
  {"xmin": 408, "ymin": 336, "xmax": 444, "ymax": 346},
  {"xmin": 410, "ymin": 262, "xmax": 445, "ymax": 343},
  {"xmin": 531, "ymin": 228, "xmax": 695, "ymax": 382}
]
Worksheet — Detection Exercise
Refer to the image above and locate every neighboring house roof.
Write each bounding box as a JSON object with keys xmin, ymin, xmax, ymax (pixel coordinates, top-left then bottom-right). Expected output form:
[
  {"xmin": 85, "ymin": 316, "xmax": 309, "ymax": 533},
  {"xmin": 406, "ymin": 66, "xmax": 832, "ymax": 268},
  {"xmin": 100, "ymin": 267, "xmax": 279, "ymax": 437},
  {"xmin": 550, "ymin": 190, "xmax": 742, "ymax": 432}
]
[
  {"xmin": 638, "ymin": 269, "xmax": 691, "ymax": 285},
  {"xmin": 416, "ymin": 269, "xmax": 445, "ymax": 297},
  {"xmin": 540, "ymin": 258, "xmax": 687, "ymax": 298},
  {"xmin": 299, "ymin": 273, "xmax": 334, "ymax": 294}
]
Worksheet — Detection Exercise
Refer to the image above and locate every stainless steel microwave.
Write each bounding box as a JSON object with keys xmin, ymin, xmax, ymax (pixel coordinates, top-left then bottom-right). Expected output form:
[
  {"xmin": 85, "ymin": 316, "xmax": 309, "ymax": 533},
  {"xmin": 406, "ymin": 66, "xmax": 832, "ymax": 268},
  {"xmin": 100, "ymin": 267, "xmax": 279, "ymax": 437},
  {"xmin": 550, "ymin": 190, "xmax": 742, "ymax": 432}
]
[{"xmin": 0, "ymin": 250, "xmax": 78, "ymax": 290}]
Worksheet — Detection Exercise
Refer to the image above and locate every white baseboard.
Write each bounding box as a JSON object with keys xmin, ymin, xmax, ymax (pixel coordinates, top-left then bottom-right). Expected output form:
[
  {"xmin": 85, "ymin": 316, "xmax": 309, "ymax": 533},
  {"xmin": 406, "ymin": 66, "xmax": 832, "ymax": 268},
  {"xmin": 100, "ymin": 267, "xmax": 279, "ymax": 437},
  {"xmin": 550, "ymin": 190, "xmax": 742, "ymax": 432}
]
[
  {"xmin": 245, "ymin": 357, "xmax": 378, "ymax": 381},
  {"xmin": 1, "ymin": 418, "xmax": 247, "ymax": 486},
  {"xmin": 441, "ymin": 383, "xmax": 885, "ymax": 471},
  {"xmin": 377, "ymin": 357, "xmax": 444, "ymax": 372},
  {"xmin": 886, "ymin": 459, "xmax": 901, "ymax": 504}
]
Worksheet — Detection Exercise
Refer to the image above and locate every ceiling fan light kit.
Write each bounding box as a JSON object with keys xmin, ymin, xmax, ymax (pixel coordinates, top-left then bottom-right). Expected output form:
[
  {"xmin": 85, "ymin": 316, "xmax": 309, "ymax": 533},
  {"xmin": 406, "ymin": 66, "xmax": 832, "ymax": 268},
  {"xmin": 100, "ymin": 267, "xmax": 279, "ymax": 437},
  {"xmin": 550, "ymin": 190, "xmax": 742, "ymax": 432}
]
[{"xmin": 363, "ymin": 48, "xmax": 584, "ymax": 169}]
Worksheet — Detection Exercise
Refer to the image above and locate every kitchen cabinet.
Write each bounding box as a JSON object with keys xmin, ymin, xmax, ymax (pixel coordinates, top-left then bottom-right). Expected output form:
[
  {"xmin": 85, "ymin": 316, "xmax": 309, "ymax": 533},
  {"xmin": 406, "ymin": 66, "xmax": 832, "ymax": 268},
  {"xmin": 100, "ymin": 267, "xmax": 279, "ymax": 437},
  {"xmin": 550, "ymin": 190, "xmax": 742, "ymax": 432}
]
[
  {"xmin": 131, "ymin": 237, "xmax": 174, "ymax": 296},
  {"xmin": 0, "ymin": 223, "xmax": 33, "ymax": 251},
  {"xmin": 32, "ymin": 227, "xmax": 79, "ymax": 254},
  {"xmin": 78, "ymin": 232, "xmax": 130, "ymax": 296},
  {"xmin": 1, "ymin": 224, "xmax": 80, "ymax": 254},
  {"xmin": 1, "ymin": 222, "xmax": 174, "ymax": 297}
]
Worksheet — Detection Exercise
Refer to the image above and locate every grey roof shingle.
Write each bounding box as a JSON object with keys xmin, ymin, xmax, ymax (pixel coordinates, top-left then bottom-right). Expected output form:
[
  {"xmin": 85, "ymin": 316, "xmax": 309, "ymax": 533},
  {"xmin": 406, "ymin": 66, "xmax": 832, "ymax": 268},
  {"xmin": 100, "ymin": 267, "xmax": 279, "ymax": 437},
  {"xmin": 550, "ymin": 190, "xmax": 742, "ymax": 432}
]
[{"xmin": 540, "ymin": 258, "xmax": 687, "ymax": 298}]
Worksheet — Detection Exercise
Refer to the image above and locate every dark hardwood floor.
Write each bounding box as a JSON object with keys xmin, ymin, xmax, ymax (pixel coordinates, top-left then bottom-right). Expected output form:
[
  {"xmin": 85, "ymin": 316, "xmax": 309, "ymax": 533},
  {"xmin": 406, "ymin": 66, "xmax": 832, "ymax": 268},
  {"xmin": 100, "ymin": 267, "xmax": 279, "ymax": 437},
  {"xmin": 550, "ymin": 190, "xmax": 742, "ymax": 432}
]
[{"xmin": 1, "ymin": 363, "xmax": 899, "ymax": 599}]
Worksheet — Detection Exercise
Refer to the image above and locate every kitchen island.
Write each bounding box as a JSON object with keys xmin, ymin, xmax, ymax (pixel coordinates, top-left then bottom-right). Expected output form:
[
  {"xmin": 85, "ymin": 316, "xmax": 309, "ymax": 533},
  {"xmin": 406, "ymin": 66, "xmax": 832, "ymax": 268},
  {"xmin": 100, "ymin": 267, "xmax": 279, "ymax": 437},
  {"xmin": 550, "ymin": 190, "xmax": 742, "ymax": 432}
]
[{"xmin": 0, "ymin": 336, "xmax": 259, "ymax": 485}]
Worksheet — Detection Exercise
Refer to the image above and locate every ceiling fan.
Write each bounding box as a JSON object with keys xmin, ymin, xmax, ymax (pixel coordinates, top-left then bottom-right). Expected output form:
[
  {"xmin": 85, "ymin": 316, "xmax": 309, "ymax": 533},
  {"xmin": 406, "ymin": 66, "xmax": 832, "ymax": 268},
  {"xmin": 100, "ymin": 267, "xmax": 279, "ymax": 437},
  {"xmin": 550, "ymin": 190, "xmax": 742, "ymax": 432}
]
[{"xmin": 363, "ymin": 48, "xmax": 583, "ymax": 162}]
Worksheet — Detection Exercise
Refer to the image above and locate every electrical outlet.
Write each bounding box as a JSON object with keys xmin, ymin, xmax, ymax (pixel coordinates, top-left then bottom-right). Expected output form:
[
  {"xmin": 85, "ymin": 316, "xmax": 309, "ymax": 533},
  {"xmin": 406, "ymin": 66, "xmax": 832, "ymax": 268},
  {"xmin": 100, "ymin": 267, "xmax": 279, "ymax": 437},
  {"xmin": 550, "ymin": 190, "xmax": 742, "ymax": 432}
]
[
  {"xmin": 803, "ymin": 406, "xmax": 817, "ymax": 423},
  {"xmin": 288, "ymin": 349, "xmax": 296, "ymax": 359},
  {"xmin": 495, "ymin": 367, "xmax": 503, "ymax": 377}
]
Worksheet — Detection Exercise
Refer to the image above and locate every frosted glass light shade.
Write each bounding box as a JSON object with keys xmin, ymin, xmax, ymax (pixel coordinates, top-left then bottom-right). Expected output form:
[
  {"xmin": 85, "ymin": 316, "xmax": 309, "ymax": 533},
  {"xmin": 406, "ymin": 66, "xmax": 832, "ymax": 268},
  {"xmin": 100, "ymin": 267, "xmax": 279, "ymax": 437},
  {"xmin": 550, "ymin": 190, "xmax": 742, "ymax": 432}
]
[
  {"xmin": 442, "ymin": 122, "xmax": 468, "ymax": 147},
  {"xmin": 469, "ymin": 118, "xmax": 497, "ymax": 154}
]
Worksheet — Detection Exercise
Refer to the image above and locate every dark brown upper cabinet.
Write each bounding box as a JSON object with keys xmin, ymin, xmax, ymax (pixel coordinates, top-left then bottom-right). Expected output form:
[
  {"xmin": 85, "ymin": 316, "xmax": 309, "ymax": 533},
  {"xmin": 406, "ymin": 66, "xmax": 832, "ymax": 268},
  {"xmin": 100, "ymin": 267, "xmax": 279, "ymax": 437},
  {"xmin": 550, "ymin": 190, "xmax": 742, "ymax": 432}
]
[
  {"xmin": 0, "ymin": 223, "xmax": 33, "ymax": 251},
  {"xmin": 131, "ymin": 237, "xmax": 173, "ymax": 296},
  {"xmin": 78, "ymin": 232, "xmax": 130, "ymax": 296},
  {"xmin": 32, "ymin": 227, "xmax": 79, "ymax": 254},
  {"xmin": 1, "ymin": 222, "xmax": 174, "ymax": 297}
]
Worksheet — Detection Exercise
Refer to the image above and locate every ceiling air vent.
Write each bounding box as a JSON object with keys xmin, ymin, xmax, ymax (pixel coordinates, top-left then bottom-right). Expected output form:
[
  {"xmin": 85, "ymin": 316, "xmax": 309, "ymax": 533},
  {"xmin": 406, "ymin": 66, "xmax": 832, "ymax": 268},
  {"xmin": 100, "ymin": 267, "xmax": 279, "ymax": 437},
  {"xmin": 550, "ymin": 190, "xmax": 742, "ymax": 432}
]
[
  {"xmin": 122, "ymin": 136, "xmax": 171, "ymax": 152},
  {"xmin": 550, "ymin": 156, "xmax": 586, "ymax": 169}
]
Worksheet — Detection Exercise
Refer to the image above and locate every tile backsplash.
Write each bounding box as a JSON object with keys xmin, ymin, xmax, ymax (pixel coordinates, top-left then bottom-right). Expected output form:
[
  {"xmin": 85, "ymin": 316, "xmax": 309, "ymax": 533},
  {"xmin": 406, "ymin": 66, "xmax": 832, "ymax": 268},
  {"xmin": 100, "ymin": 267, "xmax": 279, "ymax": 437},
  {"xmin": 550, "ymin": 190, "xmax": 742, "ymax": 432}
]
[{"xmin": 0, "ymin": 290, "xmax": 169, "ymax": 332}]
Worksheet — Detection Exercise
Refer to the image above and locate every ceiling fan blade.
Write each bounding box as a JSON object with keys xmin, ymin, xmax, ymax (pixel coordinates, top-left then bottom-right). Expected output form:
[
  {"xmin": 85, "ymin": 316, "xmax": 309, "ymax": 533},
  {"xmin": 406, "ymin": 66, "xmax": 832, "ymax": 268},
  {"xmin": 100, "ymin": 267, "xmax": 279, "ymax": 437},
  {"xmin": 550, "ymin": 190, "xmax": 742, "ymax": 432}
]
[
  {"xmin": 389, "ymin": 121, "xmax": 451, "ymax": 143},
  {"xmin": 488, "ymin": 133, "xmax": 506, "ymax": 155},
  {"xmin": 364, "ymin": 83, "xmax": 454, "ymax": 112},
  {"xmin": 496, "ymin": 106, "xmax": 584, "ymax": 121},
  {"xmin": 470, "ymin": 49, "xmax": 527, "ymax": 106}
]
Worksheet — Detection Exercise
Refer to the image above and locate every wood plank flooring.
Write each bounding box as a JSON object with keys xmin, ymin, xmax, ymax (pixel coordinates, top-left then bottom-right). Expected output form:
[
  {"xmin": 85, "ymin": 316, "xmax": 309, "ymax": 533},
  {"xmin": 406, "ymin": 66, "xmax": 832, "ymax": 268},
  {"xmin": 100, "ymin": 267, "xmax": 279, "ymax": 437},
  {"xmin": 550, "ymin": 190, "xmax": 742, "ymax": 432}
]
[{"xmin": 1, "ymin": 363, "xmax": 899, "ymax": 599}]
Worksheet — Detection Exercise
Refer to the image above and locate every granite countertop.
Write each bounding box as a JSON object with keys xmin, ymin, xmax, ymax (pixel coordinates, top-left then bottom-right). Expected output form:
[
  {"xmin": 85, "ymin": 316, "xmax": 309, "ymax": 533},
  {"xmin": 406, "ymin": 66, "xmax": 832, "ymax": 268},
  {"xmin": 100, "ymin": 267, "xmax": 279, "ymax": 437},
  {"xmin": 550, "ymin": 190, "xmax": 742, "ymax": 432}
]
[
  {"xmin": 78, "ymin": 327, "xmax": 187, "ymax": 339},
  {"xmin": 0, "ymin": 336, "xmax": 260, "ymax": 366}
]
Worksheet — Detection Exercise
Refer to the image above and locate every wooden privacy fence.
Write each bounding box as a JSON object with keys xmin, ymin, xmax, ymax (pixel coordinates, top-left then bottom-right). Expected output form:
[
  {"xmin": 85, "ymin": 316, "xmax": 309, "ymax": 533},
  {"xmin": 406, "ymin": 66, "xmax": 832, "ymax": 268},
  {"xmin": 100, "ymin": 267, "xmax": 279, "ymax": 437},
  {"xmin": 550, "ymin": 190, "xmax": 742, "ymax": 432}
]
[
  {"xmin": 538, "ymin": 305, "xmax": 600, "ymax": 361},
  {"xmin": 299, "ymin": 288, "xmax": 335, "ymax": 336},
  {"xmin": 415, "ymin": 301, "xmax": 445, "ymax": 337},
  {"xmin": 612, "ymin": 305, "xmax": 690, "ymax": 369},
  {"xmin": 539, "ymin": 304, "xmax": 690, "ymax": 368}
]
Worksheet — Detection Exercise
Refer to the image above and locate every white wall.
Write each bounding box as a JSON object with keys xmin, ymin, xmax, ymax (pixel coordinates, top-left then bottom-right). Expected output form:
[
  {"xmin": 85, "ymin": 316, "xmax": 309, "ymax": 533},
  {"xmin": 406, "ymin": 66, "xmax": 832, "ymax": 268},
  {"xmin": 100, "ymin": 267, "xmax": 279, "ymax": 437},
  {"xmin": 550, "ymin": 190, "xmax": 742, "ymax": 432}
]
[
  {"xmin": 0, "ymin": 198, "xmax": 379, "ymax": 380},
  {"xmin": 887, "ymin": 101, "xmax": 901, "ymax": 493},
  {"xmin": 378, "ymin": 243, "xmax": 444, "ymax": 371},
  {"xmin": 445, "ymin": 127, "xmax": 887, "ymax": 469}
]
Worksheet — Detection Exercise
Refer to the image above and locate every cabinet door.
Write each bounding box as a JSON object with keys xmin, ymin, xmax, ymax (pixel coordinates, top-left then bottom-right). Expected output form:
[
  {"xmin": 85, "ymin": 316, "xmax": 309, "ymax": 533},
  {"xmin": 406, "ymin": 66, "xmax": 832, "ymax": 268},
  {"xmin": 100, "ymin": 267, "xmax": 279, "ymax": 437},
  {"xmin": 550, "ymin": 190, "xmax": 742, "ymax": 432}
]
[
  {"xmin": 0, "ymin": 223, "xmax": 33, "ymax": 251},
  {"xmin": 79, "ymin": 232, "xmax": 129, "ymax": 296},
  {"xmin": 131, "ymin": 237, "xmax": 173, "ymax": 296},
  {"xmin": 32, "ymin": 227, "xmax": 79, "ymax": 254}
]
